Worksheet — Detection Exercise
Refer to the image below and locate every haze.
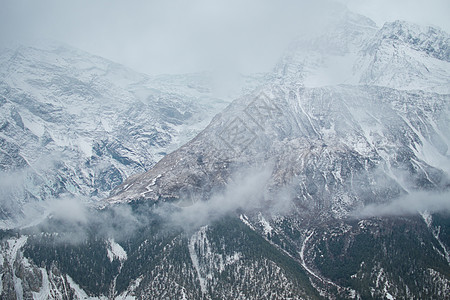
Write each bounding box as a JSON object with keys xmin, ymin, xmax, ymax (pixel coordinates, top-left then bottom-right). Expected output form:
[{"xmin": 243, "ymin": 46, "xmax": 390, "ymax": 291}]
[{"xmin": 1, "ymin": 0, "xmax": 449, "ymax": 75}]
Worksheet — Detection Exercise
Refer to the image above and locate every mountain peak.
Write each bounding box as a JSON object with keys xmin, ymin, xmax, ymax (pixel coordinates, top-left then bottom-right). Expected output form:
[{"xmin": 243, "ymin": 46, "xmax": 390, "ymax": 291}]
[{"xmin": 377, "ymin": 20, "xmax": 449, "ymax": 61}]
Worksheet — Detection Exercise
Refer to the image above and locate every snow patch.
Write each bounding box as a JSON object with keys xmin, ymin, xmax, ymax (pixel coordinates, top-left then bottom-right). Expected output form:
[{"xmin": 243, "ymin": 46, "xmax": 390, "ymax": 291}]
[
  {"xmin": 7, "ymin": 236, "xmax": 28, "ymax": 265},
  {"xmin": 257, "ymin": 213, "xmax": 273, "ymax": 235},
  {"xmin": 22, "ymin": 114, "xmax": 45, "ymax": 137},
  {"xmin": 107, "ymin": 238, "xmax": 128, "ymax": 262},
  {"xmin": 239, "ymin": 214, "xmax": 255, "ymax": 230},
  {"xmin": 66, "ymin": 275, "xmax": 100, "ymax": 300},
  {"xmin": 77, "ymin": 137, "xmax": 93, "ymax": 157},
  {"xmin": 188, "ymin": 227, "xmax": 207, "ymax": 294},
  {"xmin": 31, "ymin": 268, "xmax": 51, "ymax": 300},
  {"xmin": 420, "ymin": 211, "xmax": 432, "ymax": 228}
]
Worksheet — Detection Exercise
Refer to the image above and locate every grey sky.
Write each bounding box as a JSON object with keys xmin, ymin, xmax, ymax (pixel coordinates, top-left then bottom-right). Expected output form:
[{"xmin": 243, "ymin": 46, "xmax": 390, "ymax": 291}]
[{"xmin": 1, "ymin": 0, "xmax": 449, "ymax": 75}]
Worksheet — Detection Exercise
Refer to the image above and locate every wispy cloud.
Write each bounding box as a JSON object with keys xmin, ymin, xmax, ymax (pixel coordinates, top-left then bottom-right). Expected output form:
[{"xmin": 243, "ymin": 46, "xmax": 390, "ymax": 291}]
[
  {"xmin": 165, "ymin": 164, "xmax": 277, "ymax": 230},
  {"xmin": 23, "ymin": 164, "xmax": 289, "ymax": 240},
  {"xmin": 351, "ymin": 191, "xmax": 450, "ymax": 218},
  {"xmin": 0, "ymin": 0, "xmax": 375, "ymax": 75}
]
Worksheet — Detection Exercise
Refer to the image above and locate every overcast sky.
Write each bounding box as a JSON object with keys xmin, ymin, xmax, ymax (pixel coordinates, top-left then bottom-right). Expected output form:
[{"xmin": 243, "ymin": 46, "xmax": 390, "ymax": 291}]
[{"xmin": 0, "ymin": 0, "xmax": 448, "ymax": 75}]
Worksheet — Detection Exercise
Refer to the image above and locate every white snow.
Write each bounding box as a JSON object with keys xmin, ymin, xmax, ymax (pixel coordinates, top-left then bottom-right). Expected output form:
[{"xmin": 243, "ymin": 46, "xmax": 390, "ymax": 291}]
[
  {"xmin": 21, "ymin": 114, "xmax": 45, "ymax": 137},
  {"xmin": 402, "ymin": 115, "xmax": 450, "ymax": 175},
  {"xmin": 107, "ymin": 238, "xmax": 128, "ymax": 262},
  {"xmin": 181, "ymin": 288, "xmax": 188, "ymax": 300},
  {"xmin": 7, "ymin": 236, "xmax": 28, "ymax": 265},
  {"xmin": 66, "ymin": 275, "xmax": 102, "ymax": 300},
  {"xmin": 299, "ymin": 230, "xmax": 342, "ymax": 289},
  {"xmin": 257, "ymin": 213, "xmax": 273, "ymax": 235},
  {"xmin": 32, "ymin": 269, "xmax": 51, "ymax": 300},
  {"xmin": 224, "ymin": 252, "xmax": 241, "ymax": 266},
  {"xmin": 3, "ymin": 236, "xmax": 29, "ymax": 300},
  {"xmin": 375, "ymin": 268, "xmax": 384, "ymax": 288},
  {"xmin": 420, "ymin": 211, "xmax": 433, "ymax": 228},
  {"xmin": 77, "ymin": 138, "xmax": 93, "ymax": 157},
  {"xmin": 188, "ymin": 229, "xmax": 207, "ymax": 294},
  {"xmin": 14, "ymin": 277, "xmax": 23, "ymax": 300},
  {"xmin": 431, "ymin": 226, "xmax": 450, "ymax": 264},
  {"xmin": 300, "ymin": 231, "xmax": 319, "ymax": 280},
  {"xmin": 239, "ymin": 214, "xmax": 255, "ymax": 230},
  {"xmin": 115, "ymin": 296, "xmax": 136, "ymax": 300}
]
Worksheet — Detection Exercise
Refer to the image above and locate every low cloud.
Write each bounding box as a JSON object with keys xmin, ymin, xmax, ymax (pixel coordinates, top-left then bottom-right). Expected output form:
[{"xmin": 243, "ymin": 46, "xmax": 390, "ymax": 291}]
[
  {"xmin": 351, "ymin": 191, "xmax": 450, "ymax": 218},
  {"xmin": 16, "ymin": 162, "xmax": 450, "ymax": 242},
  {"xmin": 24, "ymin": 164, "xmax": 293, "ymax": 241},
  {"xmin": 163, "ymin": 164, "xmax": 280, "ymax": 231},
  {"xmin": 48, "ymin": 197, "xmax": 89, "ymax": 224}
]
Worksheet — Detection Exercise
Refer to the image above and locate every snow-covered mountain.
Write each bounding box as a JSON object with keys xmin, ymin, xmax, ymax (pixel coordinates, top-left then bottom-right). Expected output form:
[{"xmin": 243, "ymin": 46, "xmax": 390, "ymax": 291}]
[
  {"xmin": 104, "ymin": 13, "xmax": 450, "ymax": 299},
  {"xmin": 0, "ymin": 9, "xmax": 449, "ymax": 300},
  {"xmin": 275, "ymin": 13, "xmax": 450, "ymax": 93},
  {"xmin": 109, "ymin": 15, "xmax": 450, "ymax": 214},
  {"xmin": 0, "ymin": 42, "xmax": 265, "ymax": 227},
  {"xmin": 109, "ymin": 84, "xmax": 450, "ymax": 215}
]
